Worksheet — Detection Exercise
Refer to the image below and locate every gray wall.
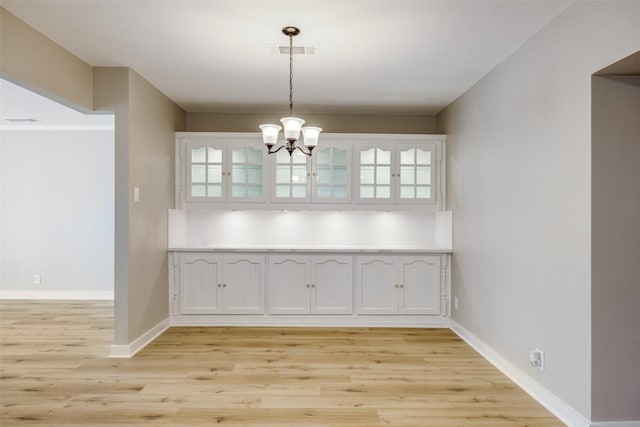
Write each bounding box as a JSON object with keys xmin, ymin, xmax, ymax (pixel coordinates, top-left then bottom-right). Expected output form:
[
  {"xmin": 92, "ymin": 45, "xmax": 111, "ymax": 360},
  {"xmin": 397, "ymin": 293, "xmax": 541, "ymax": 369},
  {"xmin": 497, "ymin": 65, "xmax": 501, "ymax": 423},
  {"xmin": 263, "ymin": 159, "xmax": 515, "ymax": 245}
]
[
  {"xmin": 0, "ymin": 130, "xmax": 114, "ymax": 298},
  {"xmin": 591, "ymin": 75, "xmax": 640, "ymax": 421},
  {"xmin": 436, "ymin": 1, "xmax": 640, "ymax": 421},
  {"xmin": 1, "ymin": 9, "xmax": 187, "ymax": 347}
]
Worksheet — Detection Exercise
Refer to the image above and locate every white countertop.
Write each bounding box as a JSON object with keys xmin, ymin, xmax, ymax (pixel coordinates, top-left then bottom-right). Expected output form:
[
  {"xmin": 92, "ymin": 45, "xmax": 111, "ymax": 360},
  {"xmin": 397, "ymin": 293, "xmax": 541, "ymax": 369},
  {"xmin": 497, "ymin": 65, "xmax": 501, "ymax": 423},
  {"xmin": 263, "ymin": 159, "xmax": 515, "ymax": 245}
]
[{"xmin": 168, "ymin": 245, "xmax": 452, "ymax": 253}]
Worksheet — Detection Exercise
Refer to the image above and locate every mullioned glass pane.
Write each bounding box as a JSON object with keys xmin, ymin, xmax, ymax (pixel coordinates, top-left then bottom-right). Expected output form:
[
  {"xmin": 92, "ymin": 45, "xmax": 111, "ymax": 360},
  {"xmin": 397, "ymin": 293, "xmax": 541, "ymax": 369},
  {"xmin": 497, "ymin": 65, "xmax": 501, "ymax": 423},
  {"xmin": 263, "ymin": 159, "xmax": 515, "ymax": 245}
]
[
  {"xmin": 360, "ymin": 148, "xmax": 375, "ymax": 164},
  {"xmin": 400, "ymin": 166, "xmax": 415, "ymax": 185},
  {"xmin": 191, "ymin": 147, "xmax": 206, "ymax": 163},
  {"xmin": 401, "ymin": 148, "xmax": 415, "ymax": 164},
  {"xmin": 416, "ymin": 149, "xmax": 431, "ymax": 165},
  {"xmin": 207, "ymin": 184, "xmax": 222, "ymax": 197},
  {"xmin": 416, "ymin": 186, "xmax": 431, "ymax": 199},
  {"xmin": 376, "ymin": 185, "xmax": 391, "ymax": 198},
  {"xmin": 231, "ymin": 184, "xmax": 246, "ymax": 197},
  {"xmin": 276, "ymin": 166, "xmax": 290, "ymax": 183},
  {"xmin": 360, "ymin": 166, "xmax": 374, "ymax": 184},
  {"xmin": 400, "ymin": 186, "xmax": 414, "ymax": 198},
  {"xmin": 191, "ymin": 165, "xmax": 206, "ymax": 183},
  {"xmin": 377, "ymin": 148, "xmax": 391, "ymax": 164},
  {"xmin": 377, "ymin": 166, "xmax": 391, "ymax": 185},
  {"xmin": 416, "ymin": 166, "xmax": 431, "ymax": 185},
  {"xmin": 208, "ymin": 165, "xmax": 222, "ymax": 183},
  {"xmin": 191, "ymin": 184, "xmax": 205, "ymax": 197},
  {"xmin": 333, "ymin": 166, "xmax": 347, "ymax": 185},
  {"xmin": 232, "ymin": 148, "xmax": 247, "ymax": 164},
  {"xmin": 208, "ymin": 147, "xmax": 222, "ymax": 163},
  {"xmin": 232, "ymin": 165, "xmax": 246, "ymax": 183},
  {"xmin": 333, "ymin": 149, "xmax": 347, "ymax": 164},
  {"xmin": 360, "ymin": 186, "xmax": 374, "ymax": 198},
  {"xmin": 275, "ymin": 185, "xmax": 290, "ymax": 198}
]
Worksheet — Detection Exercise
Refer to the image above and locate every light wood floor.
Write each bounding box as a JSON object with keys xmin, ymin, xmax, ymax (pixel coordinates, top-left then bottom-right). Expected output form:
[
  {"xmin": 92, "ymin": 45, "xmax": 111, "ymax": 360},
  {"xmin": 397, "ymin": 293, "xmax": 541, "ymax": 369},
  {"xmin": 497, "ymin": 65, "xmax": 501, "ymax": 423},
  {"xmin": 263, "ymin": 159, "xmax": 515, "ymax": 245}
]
[{"xmin": 0, "ymin": 300, "xmax": 564, "ymax": 426}]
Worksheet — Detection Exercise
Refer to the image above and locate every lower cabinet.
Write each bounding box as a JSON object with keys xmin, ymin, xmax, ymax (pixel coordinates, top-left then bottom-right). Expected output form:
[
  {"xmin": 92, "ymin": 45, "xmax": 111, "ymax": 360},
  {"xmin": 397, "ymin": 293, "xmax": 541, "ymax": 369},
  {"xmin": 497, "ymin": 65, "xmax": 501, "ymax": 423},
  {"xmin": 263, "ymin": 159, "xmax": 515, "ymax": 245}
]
[
  {"xmin": 172, "ymin": 251, "xmax": 448, "ymax": 323},
  {"xmin": 178, "ymin": 253, "xmax": 265, "ymax": 314},
  {"xmin": 355, "ymin": 255, "xmax": 441, "ymax": 315},
  {"xmin": 267, "ymin": 255, "xmax": 353, "ymax": 314}
]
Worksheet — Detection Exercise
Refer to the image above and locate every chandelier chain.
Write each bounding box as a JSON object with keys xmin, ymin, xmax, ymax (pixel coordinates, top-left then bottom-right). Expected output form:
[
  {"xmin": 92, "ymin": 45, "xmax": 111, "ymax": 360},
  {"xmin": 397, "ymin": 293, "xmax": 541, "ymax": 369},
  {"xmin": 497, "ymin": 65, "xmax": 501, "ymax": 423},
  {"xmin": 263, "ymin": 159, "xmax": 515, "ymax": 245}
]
[{"xmin": 289, "ymin": 33, "xmax": 294, "ymax": 116}]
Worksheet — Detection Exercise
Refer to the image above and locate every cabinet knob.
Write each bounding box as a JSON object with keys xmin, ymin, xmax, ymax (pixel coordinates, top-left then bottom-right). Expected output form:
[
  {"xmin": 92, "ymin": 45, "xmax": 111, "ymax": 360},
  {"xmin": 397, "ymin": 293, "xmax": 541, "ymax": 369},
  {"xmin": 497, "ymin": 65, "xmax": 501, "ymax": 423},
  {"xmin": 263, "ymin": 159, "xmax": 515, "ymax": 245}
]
[
  {"xmin": 306, "ymin": 284, "xmax": 310, "ymax": 288},
  {"xmin": 311, "ymin": 284, "xmax": 316, "ymax": 288},
  {"xmin": 399, "ymin": 284, "xmax": 404, "ymax": 288},
  {"xmin": 217, "ymin": 284, "xmax": 222, "ymax": 287},
  {"xmin": 223, "ymin": 283, "xmax": 227, "ymax": 287},
  {"xmin": 395, "ymin": 284, "xmax": 399, "ymax": 288}
]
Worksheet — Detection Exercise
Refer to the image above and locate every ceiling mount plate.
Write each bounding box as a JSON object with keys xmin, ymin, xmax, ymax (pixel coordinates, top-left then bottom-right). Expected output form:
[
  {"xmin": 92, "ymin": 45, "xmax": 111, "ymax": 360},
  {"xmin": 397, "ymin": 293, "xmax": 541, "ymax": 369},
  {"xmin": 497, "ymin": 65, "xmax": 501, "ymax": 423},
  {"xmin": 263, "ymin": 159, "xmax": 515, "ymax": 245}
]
[{"xmin": 282, "ymin": 26, "xmax": 301, "ymax": 37}]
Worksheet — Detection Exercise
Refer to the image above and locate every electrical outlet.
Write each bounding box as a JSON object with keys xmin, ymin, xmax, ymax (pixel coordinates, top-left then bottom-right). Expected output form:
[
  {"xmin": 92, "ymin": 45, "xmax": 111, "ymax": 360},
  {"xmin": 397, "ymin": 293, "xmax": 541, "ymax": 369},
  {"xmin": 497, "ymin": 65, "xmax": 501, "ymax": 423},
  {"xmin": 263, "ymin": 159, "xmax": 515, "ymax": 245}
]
[
  {"xmin": 453, "ymin": 296, "xmax": 459, "ymax": 310},
  {"xmin": 529, "ymin": 349, "xmax": 544, "ymax": 371},
  {"xmin": 34, "ymin": 274, "xmax": 41, "ymax": 285}
]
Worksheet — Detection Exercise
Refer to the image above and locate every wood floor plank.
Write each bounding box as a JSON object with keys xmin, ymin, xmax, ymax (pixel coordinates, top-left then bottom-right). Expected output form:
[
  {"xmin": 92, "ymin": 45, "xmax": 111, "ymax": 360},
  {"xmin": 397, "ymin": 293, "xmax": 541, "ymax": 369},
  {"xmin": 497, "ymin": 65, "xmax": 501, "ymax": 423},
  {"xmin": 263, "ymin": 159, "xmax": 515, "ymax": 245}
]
[{"xmin": 0, "ymin": 300, "xmax": 565, "ymax": 426}]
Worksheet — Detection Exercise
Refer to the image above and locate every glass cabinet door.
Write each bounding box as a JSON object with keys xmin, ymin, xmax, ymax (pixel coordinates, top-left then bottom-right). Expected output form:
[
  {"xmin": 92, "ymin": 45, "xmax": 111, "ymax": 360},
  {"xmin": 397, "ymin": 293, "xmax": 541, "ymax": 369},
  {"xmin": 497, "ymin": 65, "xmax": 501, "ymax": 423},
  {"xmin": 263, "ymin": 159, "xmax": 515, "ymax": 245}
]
[
  {"xmin": 187, "ymin": 143, "xmax": 224, "ymax": 201},
  {"xmin": 356, "ymin": 145, "xmax": 393, "ymax": 202},
  {"xmin": 229, "ymin": 145, "xmax": 267, "ymax": 201},
  {"xmin": 397, "ymin": 144, "xmax": 436, "ymax": 203},
  {"xmin": 313, "ymin": 144, "xmax": 351, "ymax": 202},
  {"xmin": 273, "ymin": 149, "xmax": 310, "ymax": 201},
  {"xmin": 186, "ymin": 139, "xmax": 267, "ymax": 203}
]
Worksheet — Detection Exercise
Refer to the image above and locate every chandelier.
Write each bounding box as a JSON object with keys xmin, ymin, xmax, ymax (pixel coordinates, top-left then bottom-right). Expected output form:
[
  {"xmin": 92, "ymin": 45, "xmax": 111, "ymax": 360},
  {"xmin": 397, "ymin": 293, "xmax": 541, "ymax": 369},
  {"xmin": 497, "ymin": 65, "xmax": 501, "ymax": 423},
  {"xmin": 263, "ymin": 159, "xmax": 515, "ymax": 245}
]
[{"xmin": 259, "ymin": 26, "xmax": 321, "ymax": 157}]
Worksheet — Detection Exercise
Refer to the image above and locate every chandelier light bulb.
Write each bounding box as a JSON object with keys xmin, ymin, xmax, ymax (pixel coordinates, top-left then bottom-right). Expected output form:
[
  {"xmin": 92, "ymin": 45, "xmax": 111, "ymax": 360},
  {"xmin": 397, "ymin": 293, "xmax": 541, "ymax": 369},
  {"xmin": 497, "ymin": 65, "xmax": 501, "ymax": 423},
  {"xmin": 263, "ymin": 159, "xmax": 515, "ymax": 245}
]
[
  {"xmin": 259, "ymin": 124, "xmax": 281, "ymax": 147},
  {"xmin": 302, "ymin": 127, "xmax": 322, "ymax": 147}
]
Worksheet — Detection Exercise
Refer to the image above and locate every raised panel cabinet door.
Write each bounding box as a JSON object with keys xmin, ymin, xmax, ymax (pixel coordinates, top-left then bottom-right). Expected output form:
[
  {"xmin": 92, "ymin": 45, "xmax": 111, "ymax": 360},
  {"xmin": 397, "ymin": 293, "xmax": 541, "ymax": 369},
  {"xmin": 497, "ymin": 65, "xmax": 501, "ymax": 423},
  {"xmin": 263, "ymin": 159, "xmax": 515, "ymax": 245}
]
[
  {"xmin": 398, "ymin": 256, "xmax": 441, "ymax": 315},
  {"xmin": 355, "ymin": 256, "xmax": 398, "ymax": 314},
  {"xmin": 267, "ymin": 255, "xmax": 310, "ymax": 314},
  {"xmin": 179, "ymin": 253, "xmax": 222, "ymax": 314},
  {"xmin": 311, "ymin": 255, "xmax": 354, "ymax": 314},
  {"xmin": 222, "ymin": 254, "xmax": 265, "ymax": 314}
]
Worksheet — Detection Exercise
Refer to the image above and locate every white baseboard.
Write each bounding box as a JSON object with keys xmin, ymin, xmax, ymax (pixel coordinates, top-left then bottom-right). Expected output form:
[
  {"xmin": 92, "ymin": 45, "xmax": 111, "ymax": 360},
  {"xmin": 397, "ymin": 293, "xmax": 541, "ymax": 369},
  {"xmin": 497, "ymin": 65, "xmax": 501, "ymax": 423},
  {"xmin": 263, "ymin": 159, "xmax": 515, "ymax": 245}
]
[
  {"xmin": 0, "ymin": 290, "xmax": 114, "ymax": 300},
  {"xmin": 170, "ymin": 314, "xmax": 451, "ymax": 328},
  {"xmin": 591, "ymin": 422, "xmax": 640, "ymax": 427},
  {"xmin": 109, "ymin": 317, "xmax": 170, "ymax": 358},
  {"xmin": 450, "ymin": 320, "xmax": 591, "ymax": 427}
]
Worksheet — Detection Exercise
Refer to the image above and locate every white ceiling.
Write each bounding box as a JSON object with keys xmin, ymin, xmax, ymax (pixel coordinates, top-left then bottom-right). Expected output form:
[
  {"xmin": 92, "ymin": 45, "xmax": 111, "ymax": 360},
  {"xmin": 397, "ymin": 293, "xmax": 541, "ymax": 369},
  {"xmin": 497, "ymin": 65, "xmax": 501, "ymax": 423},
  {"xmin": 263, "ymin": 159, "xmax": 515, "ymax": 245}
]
[{"xmin": 1, "ymin": 0, "xmax": 574, "ymax": 117}]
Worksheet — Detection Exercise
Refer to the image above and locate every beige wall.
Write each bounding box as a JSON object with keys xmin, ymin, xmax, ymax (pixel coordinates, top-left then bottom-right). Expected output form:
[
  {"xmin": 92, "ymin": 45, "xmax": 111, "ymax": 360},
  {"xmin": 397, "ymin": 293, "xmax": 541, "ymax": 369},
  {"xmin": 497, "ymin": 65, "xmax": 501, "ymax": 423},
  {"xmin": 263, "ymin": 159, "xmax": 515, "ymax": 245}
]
[
  {"xmin": 591, "ymin": 75, "xmax": 640, "ymax": 421},
  {"xmin": 93, "ymin": 67, "xmax": 131, "ymax": 345},
  {"xmin": 0, "ymin": 8, "xmax": 93, "ymax": 111},
  {"xmin": 437, "ymin": 1, "xmax": 640, "ymax": 422},
  {"xmin": 127, "ymin": 70, "xmax": 185, "ymax": 340},
  {"xmin": 187, "ymin": 112, "xmax": 436, "ymax": 134},
  {"xmin": 93, "ymin": 68, "xmax": 187, "ymax": 345}
]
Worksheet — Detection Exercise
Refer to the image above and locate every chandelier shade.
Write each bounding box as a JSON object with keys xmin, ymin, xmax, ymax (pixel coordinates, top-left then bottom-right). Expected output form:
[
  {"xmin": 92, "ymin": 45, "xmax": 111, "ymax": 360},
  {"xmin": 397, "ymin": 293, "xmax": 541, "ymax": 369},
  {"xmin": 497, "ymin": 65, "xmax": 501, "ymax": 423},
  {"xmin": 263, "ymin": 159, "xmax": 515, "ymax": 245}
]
[{"xmin": 259, "ymin": 26, "xmax": 321, "ymax": 157}]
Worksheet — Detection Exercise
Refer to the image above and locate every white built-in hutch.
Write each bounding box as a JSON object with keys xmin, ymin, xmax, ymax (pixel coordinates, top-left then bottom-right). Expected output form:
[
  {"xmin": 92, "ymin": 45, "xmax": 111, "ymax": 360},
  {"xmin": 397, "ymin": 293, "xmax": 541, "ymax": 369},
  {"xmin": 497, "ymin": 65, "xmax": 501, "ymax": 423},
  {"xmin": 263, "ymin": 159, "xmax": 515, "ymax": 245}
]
[{"xmin": 169, "ymin": 132, "xmax": 452, "ymax": 327}]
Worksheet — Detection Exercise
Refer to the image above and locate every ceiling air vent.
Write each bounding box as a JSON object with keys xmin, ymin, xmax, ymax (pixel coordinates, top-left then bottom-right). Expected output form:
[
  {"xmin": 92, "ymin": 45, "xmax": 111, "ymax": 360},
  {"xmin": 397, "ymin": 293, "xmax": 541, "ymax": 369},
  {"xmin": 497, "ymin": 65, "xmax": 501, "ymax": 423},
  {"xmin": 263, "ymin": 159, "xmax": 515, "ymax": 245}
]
[
  {"xmin": 4, "ymin": 117, "xmax": 39, "ymax": 123},
  {"xmin": 270, "ymin": 46, "xmax": 317, "ymax": 55}
]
